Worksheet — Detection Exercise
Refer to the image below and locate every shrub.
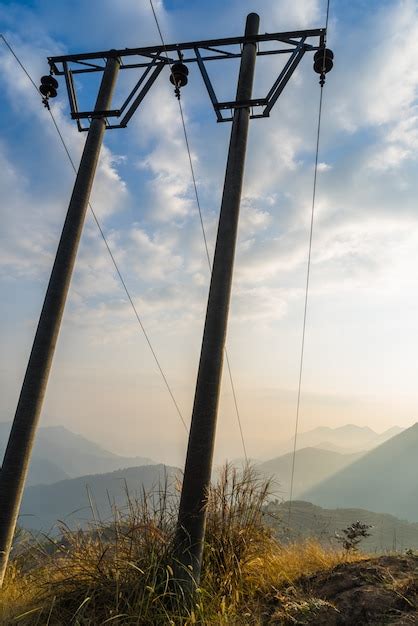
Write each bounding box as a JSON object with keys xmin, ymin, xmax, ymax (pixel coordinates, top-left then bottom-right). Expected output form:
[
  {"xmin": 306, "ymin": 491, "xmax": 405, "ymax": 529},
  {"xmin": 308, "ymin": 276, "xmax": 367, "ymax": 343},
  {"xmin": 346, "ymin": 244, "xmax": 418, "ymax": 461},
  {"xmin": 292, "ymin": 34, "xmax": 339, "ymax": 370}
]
[{"xmin": 335, "ymin": 521, "xmax": 372, "ymax": 551}]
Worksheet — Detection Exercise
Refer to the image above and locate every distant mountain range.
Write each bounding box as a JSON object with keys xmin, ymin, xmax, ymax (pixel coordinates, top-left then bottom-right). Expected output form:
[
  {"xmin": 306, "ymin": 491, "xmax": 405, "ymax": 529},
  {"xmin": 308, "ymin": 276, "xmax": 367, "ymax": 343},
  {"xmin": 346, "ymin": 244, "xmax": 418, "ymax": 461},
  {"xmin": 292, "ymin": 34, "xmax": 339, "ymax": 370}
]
[
  {"xmin": 1, "ymin": 419, "xmax": 412, "ymax": 531},
  {"xmin": 302, "ymin": 423, "xmax": 418, "ymax": 522},
  {"xmin": 257, "ymin": 447, "xmax": 363, "ymax": 499},
  {"xmin": 254, "ymin": 424, "xmax": 406, "ymax": 500},
  {"xmin": 264, "ymin": 500, "xmax": 418, "ymax": 553},
  {"xmin": 0, "ymin": 422, "xmax": 155, "ymax": 486},
  {"xmin": 273, "ymin": 424, "xmax": 404, "ymax": 456},
  {"xmin": 19, "ymin": 464, "xmax": 180, "ymax": 531}
]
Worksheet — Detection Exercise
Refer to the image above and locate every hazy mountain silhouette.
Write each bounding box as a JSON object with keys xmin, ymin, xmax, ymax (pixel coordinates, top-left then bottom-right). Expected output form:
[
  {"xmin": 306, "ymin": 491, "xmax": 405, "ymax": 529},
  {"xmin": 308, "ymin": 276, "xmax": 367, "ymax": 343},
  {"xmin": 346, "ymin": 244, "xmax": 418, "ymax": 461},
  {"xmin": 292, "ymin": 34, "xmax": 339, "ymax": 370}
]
[
  {"xmin": 302, "ymin": 423, "xmax": 418, "ymax": 521},
  {"xmin": 274, "ymin": 424, "xmax": 403, "ymax": 456},
  {"xmin": 24, "ymin": 457, "xmax": 70, "ymax": 486},
  {"xmin": 19, "ymin": 464, "xmax": 180, "ymax": 531},
  {"xmin": 0, "ymin": 422, "xmax": 156, "ymax": 485},
  {"xmin": 257, "ymin": 447, "xmax": 362, "ymax": 498},
  {"xmin": 311, "ymin": 441, "xmax": 364, "ymax": 454},
  {"xmin": 265, "ymin": 500, "xmax": 418, "ymax": 553}
]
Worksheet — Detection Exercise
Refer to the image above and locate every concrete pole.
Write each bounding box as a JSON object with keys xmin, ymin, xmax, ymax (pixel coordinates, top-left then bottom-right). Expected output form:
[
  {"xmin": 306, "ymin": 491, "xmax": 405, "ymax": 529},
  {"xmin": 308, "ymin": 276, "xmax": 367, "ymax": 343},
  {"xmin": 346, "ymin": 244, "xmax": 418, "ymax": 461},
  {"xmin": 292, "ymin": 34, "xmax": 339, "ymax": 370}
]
[
  {"xmin": 0, "ymin": 56, "xmax": 120, "ymax": 586},
  {"xmin": 173, "ymin": 13, "xmax": 259, "ymax": 591}
]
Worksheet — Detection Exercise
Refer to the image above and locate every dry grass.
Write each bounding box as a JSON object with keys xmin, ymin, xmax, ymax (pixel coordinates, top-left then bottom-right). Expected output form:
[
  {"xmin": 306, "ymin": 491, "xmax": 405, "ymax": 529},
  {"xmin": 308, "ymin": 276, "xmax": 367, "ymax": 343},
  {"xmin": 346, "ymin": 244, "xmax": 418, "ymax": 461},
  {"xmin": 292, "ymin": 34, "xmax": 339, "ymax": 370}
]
[{"xmin": 0, "ymin": 465, "xmax": 363, "ymax": 625}]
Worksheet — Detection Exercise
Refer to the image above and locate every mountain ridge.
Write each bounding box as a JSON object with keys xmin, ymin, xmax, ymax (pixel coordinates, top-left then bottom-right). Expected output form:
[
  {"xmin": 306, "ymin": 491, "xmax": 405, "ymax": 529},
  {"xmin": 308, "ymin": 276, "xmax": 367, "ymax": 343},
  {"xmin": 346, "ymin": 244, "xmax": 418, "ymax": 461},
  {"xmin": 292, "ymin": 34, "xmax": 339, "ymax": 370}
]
[
  {"xmin": 20, "ymin": 463, "xmax": 181, "ymax": 531},
  {"xmin": 0, "ymin": 421, "xmax": 156, "ymax": 485},
  {"xmin": 265, "ymin": 499, "xmax": 418, "ymax": 552},
  {"xmin": 302, "ymin": 422, "xmax": 418, "ymax": 521},
  {"xmin": 257, "ymin": 447, "xmax": 363, "ymax": 499}
]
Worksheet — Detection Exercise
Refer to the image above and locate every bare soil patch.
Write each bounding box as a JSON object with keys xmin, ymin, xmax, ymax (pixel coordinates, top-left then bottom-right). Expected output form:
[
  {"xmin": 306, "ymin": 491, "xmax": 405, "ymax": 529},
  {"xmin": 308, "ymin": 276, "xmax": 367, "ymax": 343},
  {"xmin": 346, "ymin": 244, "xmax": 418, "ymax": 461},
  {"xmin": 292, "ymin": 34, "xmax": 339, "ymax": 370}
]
[{"xmin": 268, "ymin": 554, "xmax": 418, "ymax": 625}]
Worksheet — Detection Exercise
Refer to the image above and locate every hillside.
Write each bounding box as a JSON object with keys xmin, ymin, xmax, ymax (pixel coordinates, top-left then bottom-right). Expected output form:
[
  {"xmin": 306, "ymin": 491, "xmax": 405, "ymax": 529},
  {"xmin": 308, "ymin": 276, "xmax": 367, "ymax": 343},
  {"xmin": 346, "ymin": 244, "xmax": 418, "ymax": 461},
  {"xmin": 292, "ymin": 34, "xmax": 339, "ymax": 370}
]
[
  {"xmin": 0, "ymin": 422, "xmax": 156, "ymax": 484},
  {"xmin": 302, "ymin": 422, "xmax": 418, "ymax": 521},
  {"xmin": 3, "ymin": 465, "xmax": 418, "ymax": 625},
  {"xmin": 257, "ymin": 447, "xmax": 362, "ymax": 498},
  {"xmin": 265, "ymin": 500, "xmax": 418, "ymax": 552},
  {"xmin": 23, "ymin": 457, "xmax": 70, "ymax": 487},
  {"xmin": 270, "ymin": 554, "xmax": 418, "ymax": 624},
  {"xmin": 19, "ymin": 464, "xmax": 180, "ymax": 531},
  {"xmin": 273, "ymin": 424, "xmax": 403, "ymax": 456}
]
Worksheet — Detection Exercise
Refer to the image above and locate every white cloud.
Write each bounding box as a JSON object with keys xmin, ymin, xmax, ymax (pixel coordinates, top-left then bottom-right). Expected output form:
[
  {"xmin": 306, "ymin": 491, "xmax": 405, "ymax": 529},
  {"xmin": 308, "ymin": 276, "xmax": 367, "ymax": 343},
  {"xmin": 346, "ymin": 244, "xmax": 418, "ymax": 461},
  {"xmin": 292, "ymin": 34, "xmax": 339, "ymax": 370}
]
[
  {"xmin": 317, "ymin": 162, "xmax": 332, "ymax": 172},
  {"xmin": 4, "ymin": 0, "xmax": 418, "ymax": 460}
]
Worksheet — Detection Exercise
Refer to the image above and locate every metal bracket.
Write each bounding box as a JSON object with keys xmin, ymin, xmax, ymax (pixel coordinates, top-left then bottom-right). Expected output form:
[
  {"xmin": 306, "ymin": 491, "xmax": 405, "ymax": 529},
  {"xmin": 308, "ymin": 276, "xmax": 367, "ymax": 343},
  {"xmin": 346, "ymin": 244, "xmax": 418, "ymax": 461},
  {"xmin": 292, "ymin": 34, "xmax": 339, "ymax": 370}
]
[{"xmin": 48, "ymin": 28, "xmax": 325, "ymax": 130}]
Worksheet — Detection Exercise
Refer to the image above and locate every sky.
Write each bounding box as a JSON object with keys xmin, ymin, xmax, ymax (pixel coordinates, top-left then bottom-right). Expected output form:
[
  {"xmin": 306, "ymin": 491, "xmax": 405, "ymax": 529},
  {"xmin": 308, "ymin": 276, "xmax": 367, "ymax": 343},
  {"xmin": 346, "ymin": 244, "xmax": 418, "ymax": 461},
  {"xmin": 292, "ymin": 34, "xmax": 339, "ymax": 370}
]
[{"xmin": 1, "ymin": 0, "xmax": 418, "ymax": 467}]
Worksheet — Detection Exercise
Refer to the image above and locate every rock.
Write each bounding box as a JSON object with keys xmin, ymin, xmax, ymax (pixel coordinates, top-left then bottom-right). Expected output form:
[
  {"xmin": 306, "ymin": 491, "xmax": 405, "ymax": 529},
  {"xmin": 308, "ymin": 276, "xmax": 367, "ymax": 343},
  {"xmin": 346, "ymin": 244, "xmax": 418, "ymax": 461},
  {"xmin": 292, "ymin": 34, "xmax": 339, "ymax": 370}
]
[{"xmin": 268, "ymin": 555, "xmax": 418, "ymax": 625}]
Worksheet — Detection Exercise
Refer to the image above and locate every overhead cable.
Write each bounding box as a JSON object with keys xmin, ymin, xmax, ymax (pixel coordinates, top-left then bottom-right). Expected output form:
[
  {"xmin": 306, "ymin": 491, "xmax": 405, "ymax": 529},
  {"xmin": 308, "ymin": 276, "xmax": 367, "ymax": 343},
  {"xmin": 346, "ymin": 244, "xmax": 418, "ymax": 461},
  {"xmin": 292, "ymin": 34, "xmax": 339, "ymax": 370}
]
[
  {"xmin": 288, "ymin": 0, "xmax": 331, "ymax": 520},
  {"xmin": 148, "ymin": 0, "xmax": 248, "ymax": 462},
  {"xmin": 0, "ymin": 33, "xmax": 188, "ymax": 432}
]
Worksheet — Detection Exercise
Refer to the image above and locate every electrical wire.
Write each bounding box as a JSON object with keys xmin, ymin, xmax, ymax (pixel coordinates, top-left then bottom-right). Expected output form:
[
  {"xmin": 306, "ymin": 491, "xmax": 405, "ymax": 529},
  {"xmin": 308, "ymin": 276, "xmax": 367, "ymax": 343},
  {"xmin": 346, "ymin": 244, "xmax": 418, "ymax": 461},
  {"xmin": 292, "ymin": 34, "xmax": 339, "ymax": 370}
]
[
  {"xmin": 149, "ymin": 0, "xmax": 248, "ymax": 462},
  {"xmin": 288, "ymin": 0, "xmax": 331, "ymax": 520},
  {"xmin": 0, "ymin": 33, "xmax": 188, "ymax": 432}
]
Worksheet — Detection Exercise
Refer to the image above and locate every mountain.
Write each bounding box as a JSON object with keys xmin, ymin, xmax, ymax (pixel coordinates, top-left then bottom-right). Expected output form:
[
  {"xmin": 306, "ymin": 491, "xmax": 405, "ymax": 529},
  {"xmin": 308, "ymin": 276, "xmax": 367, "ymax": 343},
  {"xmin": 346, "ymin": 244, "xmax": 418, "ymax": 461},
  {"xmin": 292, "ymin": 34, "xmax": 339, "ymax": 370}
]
[
  {"xmin": 19, "ymin": 464, "xmax": 180, "ymax": 531},
  {"xmin": 373, "ymin": 425, "xmax": 404, "ymax": 446},
  {"xmin": 257, "ymin": 447, "xmax": 362, "ymax": 499},
  {"xmin": 302, "ymin": 423, "xmax": 418, "ymax": 522},
  {"xmin": 0, "ymin": 422, "xmax": 156, "ymax": 485},
  {"xmin": 273, "ymin": 424, "xmax": 404, "ymax": 456},
  {"xmin": 264, "ymin": 500, "xmax": 418, "ymax": 553},
  {"xmin": 311, "ymin": 441, "xmax": 365, "ymax": 454},
  {"xmin": 24, "ymin": 457, "xmax": 70, "ymax": 487}
]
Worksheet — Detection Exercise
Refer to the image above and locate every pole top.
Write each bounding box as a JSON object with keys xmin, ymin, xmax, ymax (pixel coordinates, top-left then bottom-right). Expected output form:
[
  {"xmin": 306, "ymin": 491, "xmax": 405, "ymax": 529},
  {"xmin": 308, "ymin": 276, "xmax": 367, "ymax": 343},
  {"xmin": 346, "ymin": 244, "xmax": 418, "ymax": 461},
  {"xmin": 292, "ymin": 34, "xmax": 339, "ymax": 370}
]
[{"xmin": 245, "ymin": 13, "xmax": 260, "ymax": 36}]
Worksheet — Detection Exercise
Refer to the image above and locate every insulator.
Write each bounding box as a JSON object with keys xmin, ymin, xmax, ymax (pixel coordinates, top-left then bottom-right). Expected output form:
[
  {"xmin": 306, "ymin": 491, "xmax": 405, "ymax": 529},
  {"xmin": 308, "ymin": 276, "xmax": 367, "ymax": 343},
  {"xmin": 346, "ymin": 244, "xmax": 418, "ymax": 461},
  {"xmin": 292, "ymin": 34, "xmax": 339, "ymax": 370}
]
[
  {"xmin": 40, "ymin": 75, "xmax": 58, "ymax": 89},
  {"xmin": 313, "ymin": 48, "xmax": 334, "ymax": 74},
  {"xmin": 39, "ymin": 75, "xmax": 58, "ymax": 98},
  {"xmin": 39, "ymin": 84, "xmax": 57, "ymax": 98},
  {"xmin": 169, "ymin": 62, "xmax": 189, "ymax": 89}
]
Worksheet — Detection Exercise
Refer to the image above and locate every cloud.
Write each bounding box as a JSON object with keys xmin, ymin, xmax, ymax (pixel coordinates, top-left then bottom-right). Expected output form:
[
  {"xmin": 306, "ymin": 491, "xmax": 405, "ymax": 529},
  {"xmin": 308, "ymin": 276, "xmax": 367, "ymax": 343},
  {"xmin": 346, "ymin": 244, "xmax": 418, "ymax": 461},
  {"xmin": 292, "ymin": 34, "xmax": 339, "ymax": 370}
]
[
  {"xmin": 317, "ymin": 162, "xmax": 332, "ymax": 172},
  {"xmin": 0, "ymin": 28, "xmax": 130, "ymax": 285},
  {"xmin": 3, "ymin": 0, "xmax": 418, "ymax": 461}
]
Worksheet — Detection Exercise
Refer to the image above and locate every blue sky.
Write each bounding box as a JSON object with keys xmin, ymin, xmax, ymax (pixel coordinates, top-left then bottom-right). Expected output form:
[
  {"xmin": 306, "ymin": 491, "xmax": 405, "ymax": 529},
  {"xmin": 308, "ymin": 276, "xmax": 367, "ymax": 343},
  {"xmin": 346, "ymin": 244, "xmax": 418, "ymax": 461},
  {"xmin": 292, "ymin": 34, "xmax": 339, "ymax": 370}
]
[{"xmin": 1, "ymin": 0, "xmax": 418, "ymax": 466}]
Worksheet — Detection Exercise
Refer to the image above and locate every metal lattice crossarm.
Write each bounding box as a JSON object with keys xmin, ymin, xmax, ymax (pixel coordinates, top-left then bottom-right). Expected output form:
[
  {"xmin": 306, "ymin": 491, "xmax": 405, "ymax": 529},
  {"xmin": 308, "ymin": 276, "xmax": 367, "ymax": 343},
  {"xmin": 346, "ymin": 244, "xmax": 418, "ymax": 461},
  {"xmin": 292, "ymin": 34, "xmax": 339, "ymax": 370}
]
[{"xmin": 48, "ymin": 27, "xmax": 326, "ymax": 129}]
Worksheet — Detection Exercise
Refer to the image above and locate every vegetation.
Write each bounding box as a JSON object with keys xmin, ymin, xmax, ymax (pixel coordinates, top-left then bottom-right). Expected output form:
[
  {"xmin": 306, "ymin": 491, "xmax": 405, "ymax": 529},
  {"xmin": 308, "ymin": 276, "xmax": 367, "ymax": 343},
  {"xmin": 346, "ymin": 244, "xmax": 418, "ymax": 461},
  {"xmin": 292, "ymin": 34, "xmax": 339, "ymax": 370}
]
[
  {"xmin": 0, "ymin": 465, "xmax": 362, "ymax": 625},
  {"xmin": 265, "ymin": 500, "xmax": 418, "ymax": 553},
  {"xmin": 335, "ymin": 521, "xmax": 372, "ymax": 552}
]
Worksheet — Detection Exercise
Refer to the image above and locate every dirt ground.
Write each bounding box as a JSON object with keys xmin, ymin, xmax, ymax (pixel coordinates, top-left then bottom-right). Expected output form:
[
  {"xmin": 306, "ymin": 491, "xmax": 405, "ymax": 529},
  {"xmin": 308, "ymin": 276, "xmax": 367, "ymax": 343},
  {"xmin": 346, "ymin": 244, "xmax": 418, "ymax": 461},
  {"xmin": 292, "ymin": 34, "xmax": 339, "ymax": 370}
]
[{"xmin": 267, "ymin": 554, "xmax": 418, "ymax": 625}]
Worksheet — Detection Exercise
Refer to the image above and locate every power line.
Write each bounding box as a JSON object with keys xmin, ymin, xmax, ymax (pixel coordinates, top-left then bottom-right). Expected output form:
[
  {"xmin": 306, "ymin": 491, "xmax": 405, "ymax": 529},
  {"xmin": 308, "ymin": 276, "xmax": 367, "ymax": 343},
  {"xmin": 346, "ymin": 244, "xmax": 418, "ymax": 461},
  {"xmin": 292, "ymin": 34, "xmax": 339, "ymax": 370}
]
[
  {"xmin": 0, "ymin": 34, "xmax": 187, "ymax": 432},
  {"xmin": 149, "ymin": 0, "xmax": 248, "ymax": 462},
  {"xmin": 288, "ymin": 0, "xmax": 331, "ymax": 520},
  {"xmin": 0, "ymin": 34, "xmax": 38, "ymax": 91}
]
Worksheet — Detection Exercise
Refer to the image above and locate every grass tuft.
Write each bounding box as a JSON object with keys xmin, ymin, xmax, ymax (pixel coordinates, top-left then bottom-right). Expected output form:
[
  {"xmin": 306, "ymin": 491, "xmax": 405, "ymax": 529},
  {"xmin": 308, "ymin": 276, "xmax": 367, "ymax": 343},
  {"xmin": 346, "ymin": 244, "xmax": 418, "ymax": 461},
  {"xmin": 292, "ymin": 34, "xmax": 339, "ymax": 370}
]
[{"xmin": 0, "ymin": 465, "xmax": 361, "ymax": 624}]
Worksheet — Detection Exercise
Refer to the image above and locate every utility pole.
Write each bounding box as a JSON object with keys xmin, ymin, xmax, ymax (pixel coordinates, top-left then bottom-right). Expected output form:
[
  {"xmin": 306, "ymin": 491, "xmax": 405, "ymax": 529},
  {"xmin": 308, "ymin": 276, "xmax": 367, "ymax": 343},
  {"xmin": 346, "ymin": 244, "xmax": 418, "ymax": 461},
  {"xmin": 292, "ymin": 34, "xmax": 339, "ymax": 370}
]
[
  {"xmin": 0, "ymin": 56, "xmax": 120, "ymax": 586},
  {"xmin": 0, "ymin": 15, "xmax": 330, "ymax": 589},
  {"xmin": 173, "ymin": 12, "xmax": 259, "ymax": 590}
]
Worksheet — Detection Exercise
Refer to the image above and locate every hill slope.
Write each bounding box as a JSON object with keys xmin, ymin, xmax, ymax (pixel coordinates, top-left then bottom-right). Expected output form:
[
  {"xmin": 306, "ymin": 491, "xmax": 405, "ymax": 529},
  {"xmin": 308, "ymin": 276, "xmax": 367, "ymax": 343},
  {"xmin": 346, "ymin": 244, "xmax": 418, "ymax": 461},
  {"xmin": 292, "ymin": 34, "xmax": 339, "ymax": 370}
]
[
  {"xmin": 302, "ymin": 422, "xmax": 418, "ymax": 521},
  {"xmin": 20, "ymin": 464, "xmax": 180, "ymax": 531},
  {"xmin": 265, "ymin": 500, "xmax": 418, "ymax": 552},
  {"xmin": 24, "ymin": 457, "xmax": 70, "ymax": 487},
  {"xmin": 0, "ymin": 422, "xmax": 155, "ymax": 484},
  {"xmin": 257, "ymin": 447, "xmax": 362, "ymax": 498},
  {"xmin": 271, "ymin": 554, "xmax": 418, "ymax": 624}
]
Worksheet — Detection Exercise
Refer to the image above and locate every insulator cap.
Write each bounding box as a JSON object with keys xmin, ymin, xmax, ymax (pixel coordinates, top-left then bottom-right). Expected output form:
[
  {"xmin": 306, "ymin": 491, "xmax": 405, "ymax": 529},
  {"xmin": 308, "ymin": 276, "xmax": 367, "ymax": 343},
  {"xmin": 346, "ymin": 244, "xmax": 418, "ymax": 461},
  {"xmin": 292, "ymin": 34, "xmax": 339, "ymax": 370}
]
[
  {"xmin": 313, "ymin": 48, "xmax": 334, "ymax": 74},
  {"xmin": 40, "ymin": 75, "xmax": 59, "ymax": 89},
  {"xmin": 39, "ymin": 75, "xmax": 58, "ymax": 98},
  {"xmin": 39, "ymin": 84, "xmax": 57, "ymax": 98},
  {"xmin": 169, "ymin": 62, "xmax": 189, "ymax": 88}
]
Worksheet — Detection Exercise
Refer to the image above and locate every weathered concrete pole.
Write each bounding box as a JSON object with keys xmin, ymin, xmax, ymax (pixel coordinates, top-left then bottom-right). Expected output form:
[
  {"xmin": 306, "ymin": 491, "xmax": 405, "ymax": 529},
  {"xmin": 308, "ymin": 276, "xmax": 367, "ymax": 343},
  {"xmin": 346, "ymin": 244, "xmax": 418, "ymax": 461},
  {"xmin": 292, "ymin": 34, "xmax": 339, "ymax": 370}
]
[{"xmin": 0, "ymin": 56, "xmax": 120, "ymax": 586}]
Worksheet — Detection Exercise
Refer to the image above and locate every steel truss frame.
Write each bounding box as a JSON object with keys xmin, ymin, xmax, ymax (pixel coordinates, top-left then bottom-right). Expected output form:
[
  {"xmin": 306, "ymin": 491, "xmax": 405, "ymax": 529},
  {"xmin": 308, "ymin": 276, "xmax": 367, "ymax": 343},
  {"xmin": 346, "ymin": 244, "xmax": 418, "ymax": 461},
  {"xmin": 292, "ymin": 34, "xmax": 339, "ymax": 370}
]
[{"xmin": 48, "ymin": 28, "xmax": 326, "ymax": 130}]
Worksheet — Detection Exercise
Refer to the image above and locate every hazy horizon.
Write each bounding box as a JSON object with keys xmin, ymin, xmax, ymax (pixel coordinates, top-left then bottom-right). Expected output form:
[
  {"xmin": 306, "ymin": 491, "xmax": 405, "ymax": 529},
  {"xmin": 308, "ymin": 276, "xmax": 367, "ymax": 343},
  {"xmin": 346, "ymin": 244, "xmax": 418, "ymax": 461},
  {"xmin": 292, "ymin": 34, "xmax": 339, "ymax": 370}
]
[{"xmin": 0, "ymin": 415, "xmax": 410, "ymax": 467}]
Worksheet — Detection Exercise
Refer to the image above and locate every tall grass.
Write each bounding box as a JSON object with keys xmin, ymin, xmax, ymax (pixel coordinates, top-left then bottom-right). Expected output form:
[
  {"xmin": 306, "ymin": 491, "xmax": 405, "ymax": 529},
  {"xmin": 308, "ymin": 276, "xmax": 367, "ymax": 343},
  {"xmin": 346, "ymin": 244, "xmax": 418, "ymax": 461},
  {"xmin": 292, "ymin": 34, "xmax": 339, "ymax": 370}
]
[{"xmin": 0, "ymin": 465, "xmax": 361, "ymax": 625}]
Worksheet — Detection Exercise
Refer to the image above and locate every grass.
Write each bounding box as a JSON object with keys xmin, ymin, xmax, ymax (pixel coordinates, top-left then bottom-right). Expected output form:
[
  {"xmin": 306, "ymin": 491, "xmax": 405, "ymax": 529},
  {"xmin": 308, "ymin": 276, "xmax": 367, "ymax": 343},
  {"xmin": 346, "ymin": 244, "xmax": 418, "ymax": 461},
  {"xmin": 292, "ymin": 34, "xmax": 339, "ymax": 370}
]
[{"xmin": 0, "ymin": 465, "xmax": 363, "ymax": 625}]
